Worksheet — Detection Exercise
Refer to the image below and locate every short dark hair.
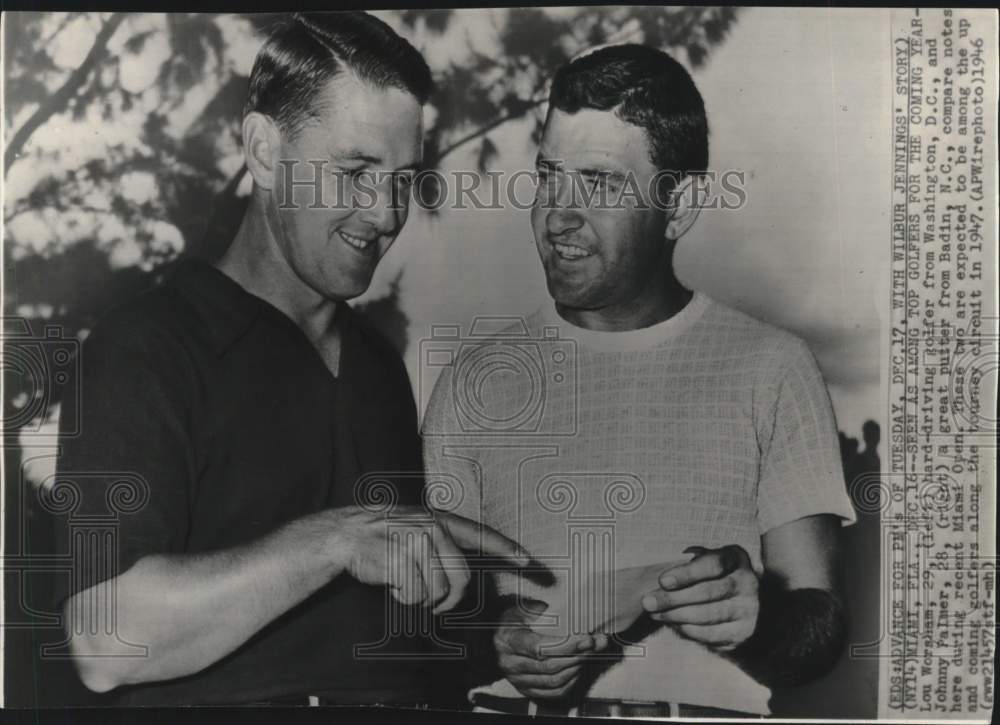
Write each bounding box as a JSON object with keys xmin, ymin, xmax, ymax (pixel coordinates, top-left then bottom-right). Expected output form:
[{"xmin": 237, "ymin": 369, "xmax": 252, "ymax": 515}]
[
  {"xmin": 244, "ymin": 12, "xmax": 433, "ymax": 139},
  {"xmin": 549, "ymin": 44, "xmax": 708, "ymax": 179}
]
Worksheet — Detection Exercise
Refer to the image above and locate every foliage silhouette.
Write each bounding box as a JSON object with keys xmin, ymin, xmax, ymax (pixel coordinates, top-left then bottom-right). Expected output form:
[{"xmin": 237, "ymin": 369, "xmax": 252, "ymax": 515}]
[{"xmin": 3, "ymin": 7, "xmax": 740, "ymax": 426}]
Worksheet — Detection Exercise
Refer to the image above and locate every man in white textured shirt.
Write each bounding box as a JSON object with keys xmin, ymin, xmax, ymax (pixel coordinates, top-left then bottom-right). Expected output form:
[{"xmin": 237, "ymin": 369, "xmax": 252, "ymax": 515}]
[{"xmin": 422, "ymin": 44, "xmax": 855, "ymax": 717}]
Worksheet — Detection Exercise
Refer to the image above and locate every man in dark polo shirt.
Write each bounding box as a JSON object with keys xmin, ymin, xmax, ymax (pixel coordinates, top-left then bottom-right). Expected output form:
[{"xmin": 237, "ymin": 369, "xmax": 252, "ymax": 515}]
[{"xmin": 53, "ymin": 12, "xmax": 524, "ymax": 706}]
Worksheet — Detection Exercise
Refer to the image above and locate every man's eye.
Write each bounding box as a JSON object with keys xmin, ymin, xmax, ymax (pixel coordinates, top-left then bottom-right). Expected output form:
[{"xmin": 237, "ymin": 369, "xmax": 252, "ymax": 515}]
[
  {"xmin": 336, "ymin": 167, "xmax": 365, "ymax": 180},
  {"xmin": 587, "ymin": 175, "xmax": 613, "ymax": 192}
]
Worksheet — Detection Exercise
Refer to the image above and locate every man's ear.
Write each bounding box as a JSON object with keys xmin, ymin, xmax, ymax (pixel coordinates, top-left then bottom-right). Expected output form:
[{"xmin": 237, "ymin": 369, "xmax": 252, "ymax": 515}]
[
  {"xmin": 664, "ymin": 174, "xmax": 703, "ymax": 241},
  {"xmin": 242, "ymin": 112, "xmax": 281, "ymax": 191}
]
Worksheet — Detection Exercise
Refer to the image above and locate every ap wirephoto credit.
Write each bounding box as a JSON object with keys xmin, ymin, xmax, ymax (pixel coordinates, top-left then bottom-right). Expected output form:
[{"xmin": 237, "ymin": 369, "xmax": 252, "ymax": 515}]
[{"xmin": 1, "ymin": 6, "xmax": 996, "ymax": 722}]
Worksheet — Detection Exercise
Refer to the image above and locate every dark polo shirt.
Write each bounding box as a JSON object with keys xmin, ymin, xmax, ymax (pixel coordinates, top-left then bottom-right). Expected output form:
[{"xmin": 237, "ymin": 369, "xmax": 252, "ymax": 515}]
[{"xmin": 53, "ymin": 260, "xmax": 444, "ymax": 706}]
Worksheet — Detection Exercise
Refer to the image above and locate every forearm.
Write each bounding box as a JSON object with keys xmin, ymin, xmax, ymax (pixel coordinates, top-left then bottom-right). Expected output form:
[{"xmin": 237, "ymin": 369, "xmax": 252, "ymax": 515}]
[
  {"xmin": 729, "ymin": 578, "xmax": 847, "ymax": 688},
  {"xmin": 67, "ymin": 510, "xmax": 347, "ymax": 692}
]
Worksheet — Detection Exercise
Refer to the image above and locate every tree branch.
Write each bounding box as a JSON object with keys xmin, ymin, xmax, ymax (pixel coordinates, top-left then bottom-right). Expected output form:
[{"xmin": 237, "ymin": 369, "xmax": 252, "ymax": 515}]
[
  {"xmin": 40, "ymin": 12, "xmax": 83, "ymax": 50},
  {"xmin": 432, "ymin": 95, "xmax": 547, "ymax": 166},
  {"xmin": 221, "ymin": 163, "xmax": 248, "ymax": 197},
  {"xmin": 5, "ymin": 12, "xmax": 127, "ymax": 174},
  {"xmin": 4, "ymin": 199, "xmax": 116, "ymax": 223},
  {"xmin": 187, "ymin": 162, "xmax": 248, "ymax": 260}
]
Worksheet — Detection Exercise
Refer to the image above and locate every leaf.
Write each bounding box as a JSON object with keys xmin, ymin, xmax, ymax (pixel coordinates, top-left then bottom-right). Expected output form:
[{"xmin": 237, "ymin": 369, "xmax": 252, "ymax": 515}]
[
  {"xmin": 687, "ymin": 42, "xmax": 707, "ymax": 67},
  {"xmin": 587, "ymin": 23, "xmax": 607, "ymax": 46},
  {"xmin": 500, "ymin": 8, "xmax": 570, "ymax": 68},
  {"xmin": 241, "ymin": 13, "xmax": 280, "ymax": 34},
  {"xmin": 398, "ymin": 10, "xmax": 420, "ymax": 30},
  {"xmin": 530, "ymin": 116, "xmax": 545, "ymax": 146},
  {"xmin": 421, "ymin": 9, "xmax": 453, "ymax": 34},
  {"xmin": 124, "ymin": 29, "xmax": 156, "ymax": 55},
  {"xmin": 159, "ymin": 14, "xmax": 227, "ymax": 95},
  {"xmin": 499, "ymin": 92, "xmax": 529, "ymax": 116},
  {"xmin": 413, "ymin": 167, "xmax": 444, "ymax": 218},
  {"xmin": 3, "ymin": 3, "xmax": 746, "ymax": 366},
  {"xmin": 422, "ymin": 131, "xmax": 442, "ymax": 170},
  {"xmin": 3, "ymin": 77, "xmax": 50, "ymax": 118},
  {"xmin": 477, "ymin": 137, "xmax": 498, "ymax": 173}
]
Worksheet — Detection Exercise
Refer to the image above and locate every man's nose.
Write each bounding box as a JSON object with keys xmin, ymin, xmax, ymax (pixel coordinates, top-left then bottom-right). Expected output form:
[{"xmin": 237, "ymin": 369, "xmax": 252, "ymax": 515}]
[
  {"xmin": 546, "ymin": 207, "xmax": 584, "ymax": 237},
  {"xmin": 542, "ymin": 171, "xmax": 585, "ymax": 236},
  {"xmin": 358, "ymin": 174, "xmax": 403, "ymax": 236}
]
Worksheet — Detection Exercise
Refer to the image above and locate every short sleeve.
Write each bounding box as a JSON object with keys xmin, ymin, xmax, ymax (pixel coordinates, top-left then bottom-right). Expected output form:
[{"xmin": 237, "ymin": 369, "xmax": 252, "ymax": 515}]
[
  {"xmin": 50, "ymin": 327, "xmax": 196, "ymax": 607},
  {"xmin": 755, "ymin": 337, "xmax": 857, "ymax": 534}
]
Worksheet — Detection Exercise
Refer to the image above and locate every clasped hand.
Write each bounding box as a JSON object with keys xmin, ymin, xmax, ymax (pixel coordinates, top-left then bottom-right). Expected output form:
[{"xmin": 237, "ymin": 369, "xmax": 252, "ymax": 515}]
[
  {"xmin": 494, "ymin": 600, "xmax": 610, "ymax": 701},
  {"xmin": 641, "ymin": 545, "xmax": 760, "ymax": 651}
]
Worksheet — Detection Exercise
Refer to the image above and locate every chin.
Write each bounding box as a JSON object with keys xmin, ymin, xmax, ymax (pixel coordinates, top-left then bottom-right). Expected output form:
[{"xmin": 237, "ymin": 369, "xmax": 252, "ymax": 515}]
[
  {"xmin": 546, "ymin": 280, "xmax": 595, "ymax": 310},
  {"xmin": 317, "ymin": 273, "xmax": 372, "ymax": 302},
  {"xmin": 335, "ymin": 282, "xmax": 371, "ymax": 301}
]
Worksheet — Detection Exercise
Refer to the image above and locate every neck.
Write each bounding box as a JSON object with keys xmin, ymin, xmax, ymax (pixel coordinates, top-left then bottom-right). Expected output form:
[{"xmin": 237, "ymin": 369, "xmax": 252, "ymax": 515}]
[
  {"xmin": 556, "ymin": 241, "xmax": 693, "ymax": 332},
  {"xmin": 216, "ymin": 194, "xmax": 339, "ymax": 337}
]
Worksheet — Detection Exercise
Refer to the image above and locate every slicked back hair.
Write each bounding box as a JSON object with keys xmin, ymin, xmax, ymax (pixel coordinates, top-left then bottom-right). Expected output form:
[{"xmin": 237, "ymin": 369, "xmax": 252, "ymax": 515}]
[
  {"xmin": 549, "ymin": 44, "xmax": 709, "ymax": 181},
  {"xmin": 244, "ymin": 12, "xmax": 433, "ymax": 139}
]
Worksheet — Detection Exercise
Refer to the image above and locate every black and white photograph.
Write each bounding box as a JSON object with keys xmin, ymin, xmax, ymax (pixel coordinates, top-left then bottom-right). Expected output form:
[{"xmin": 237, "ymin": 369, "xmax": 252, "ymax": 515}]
[{"xmin": 1, "ymin": 5, "xmax": 996, "ymax": 721}]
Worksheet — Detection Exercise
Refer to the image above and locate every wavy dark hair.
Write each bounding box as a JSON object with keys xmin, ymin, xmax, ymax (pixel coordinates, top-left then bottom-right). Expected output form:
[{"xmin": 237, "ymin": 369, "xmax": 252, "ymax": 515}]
[
  {"xmin": 244, "ymin": 12, "xmax": 433, "ymax": 139},
  {"xmin": 549, "ymin": 44, "xmax": 709, "ymax": 180}
]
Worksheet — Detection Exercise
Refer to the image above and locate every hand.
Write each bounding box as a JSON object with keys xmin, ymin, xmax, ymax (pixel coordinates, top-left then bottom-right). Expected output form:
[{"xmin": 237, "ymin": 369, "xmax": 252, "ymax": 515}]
[
  {"xmin": 641, "ymin": 545, "xmax": 760, "ymax": 651},
  {"xmin": 328, "ymin": 506, "xmax": 529, "ymax": 613},
  {"xmin": 494, "ymin": 600, "xmax": 609, "ymax": 701}
]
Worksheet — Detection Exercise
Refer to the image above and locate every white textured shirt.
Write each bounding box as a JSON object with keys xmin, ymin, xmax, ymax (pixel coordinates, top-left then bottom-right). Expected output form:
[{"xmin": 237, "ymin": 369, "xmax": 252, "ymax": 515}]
[{"xmin": 422, "ymin": 292, "xmax": 856, "ymax": 713}]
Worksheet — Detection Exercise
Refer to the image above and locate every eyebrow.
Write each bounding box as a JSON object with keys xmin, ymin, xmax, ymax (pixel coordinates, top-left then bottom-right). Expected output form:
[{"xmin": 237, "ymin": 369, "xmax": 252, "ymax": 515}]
[
  {"xmin": 331, "ymin": 148, "xmax": 421, "ymax": 172},
  {"xmin": 578, "ymin": 167, "xmax": 627, "ymax": 182},
  {"xmin": 536, "ymin": 155, "xmax": 625, "ymax": 181},
  {"xmin": 535, "ymin": 154, "xmax": 560, "ymax": 168},
  {"xmin": 334, "ymin": 149, "xmax": 381, "ymax": 164}
]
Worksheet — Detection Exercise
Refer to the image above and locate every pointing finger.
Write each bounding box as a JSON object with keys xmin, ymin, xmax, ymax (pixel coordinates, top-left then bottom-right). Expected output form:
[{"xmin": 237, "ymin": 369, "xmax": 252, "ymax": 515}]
[
  {"xmin": 436, "ymin": 512, "xmax": 530, "ymax": 565},
  {"xmin": 412, "ymin": 530, "xmax": 450, "ymax": 611},
  {"xmin": 430, "ymin": 523, "xmax": 471, "ymax": 613}
]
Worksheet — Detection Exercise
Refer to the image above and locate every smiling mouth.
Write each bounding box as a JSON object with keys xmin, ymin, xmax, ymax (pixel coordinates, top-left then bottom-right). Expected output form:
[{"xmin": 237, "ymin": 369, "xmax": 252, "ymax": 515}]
[
  {"xmin": 337, "ymin": 230, "xmax": 375, "ymax": 252},
  {"xmin": 551, "ymin": 241, "xmax": 592, "ymax": 260}
]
